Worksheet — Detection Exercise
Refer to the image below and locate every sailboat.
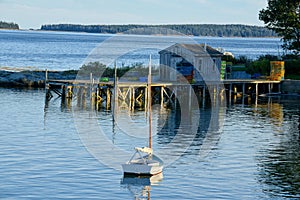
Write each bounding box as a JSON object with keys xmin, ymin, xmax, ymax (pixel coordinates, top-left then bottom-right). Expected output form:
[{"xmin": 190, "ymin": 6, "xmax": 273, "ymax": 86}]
[{"xmin": 121, "ymin": 56, "xmax": 164, "ymax": 176}]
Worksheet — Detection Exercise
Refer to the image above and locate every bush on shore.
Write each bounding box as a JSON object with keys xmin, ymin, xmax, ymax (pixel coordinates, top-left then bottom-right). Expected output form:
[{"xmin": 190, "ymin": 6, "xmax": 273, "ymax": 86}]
[{"xmin": 223, "ymin": 54, "xmax": 300, "ymax": 79}]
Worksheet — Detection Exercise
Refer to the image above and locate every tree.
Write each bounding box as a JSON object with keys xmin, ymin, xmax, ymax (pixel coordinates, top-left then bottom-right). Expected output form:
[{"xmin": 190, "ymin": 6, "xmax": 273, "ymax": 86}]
[
  {"xmin": 0, "ymin": 21, "xmax": 19, "ymax": 29},
  {"xmin": 259, "ymin": 0, "xmax": 300, "ymax": 54}
]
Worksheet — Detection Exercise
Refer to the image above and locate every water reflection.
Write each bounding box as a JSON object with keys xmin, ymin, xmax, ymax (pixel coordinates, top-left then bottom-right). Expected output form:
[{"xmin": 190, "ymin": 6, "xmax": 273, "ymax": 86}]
[
  {"xmin": 61, "ymin": 97, "xmax": 72, "ymax": 111},
  {"xmin": 121, "ymin": 173, "xmax": 163, "ymax": 200},
  {"xmin": 257, "ymin": 136, "xmax": 300, "ymax": 198},
  {"xmin": 256, "ymin": 98, "xmax": 300, "ymax": 198},
  {"xmin": 156, "ymin": 100, "xmax": 225, "ymax": 159},
  {"xmin": 253, "ymin": 99, "xmax": 284, "ymax": 128}
]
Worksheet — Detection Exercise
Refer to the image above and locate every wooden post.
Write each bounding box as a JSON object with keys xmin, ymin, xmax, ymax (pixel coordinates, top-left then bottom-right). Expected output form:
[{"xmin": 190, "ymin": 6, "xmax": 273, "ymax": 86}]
[
  {"xmin": 188, "ymin": 85, "xmax": 192, "ymax": 111},
  {"xmin": 229, "ymin": 83, "xmax": 232, "ymax": 104},
  {"xmin": 45, "ymin": 69, "xmax": 53, "ymax": 101},
  {"xmin": 82, "ymin": 87, "xmax": 87, "ymax": 108},
  {"xmin": 129, "ymin": 87, "xmax": 132, "ymax": 111},
  {"xmin": 234, "ymin": 85, "xmax": 237, "ymax": 94},
  {"xmin": 161, "ymin": 86, "xmax": 164, "ymax": 107},
  {"xmin": 144, "ymin": 86, "xmax": 148, "ymax": 112},
  {"xmin": 131, "ymin": 87, "xmax": 135, "ymax": 110},
  {"xmin": 147, "ymin": 56, "xmax": 152, "ymax": 149},
  {"xmin": 113, "ymin": 62, "xmax": 118, "ymax": 121},
  {"xmin": 76, "ymin": 86, "xmax": 82, "ymax": 106},
  {"xmin": 242, "ymin": 83, "xmax": 246, "ymax": 96},
  {"xmin": 256, "ymin": 83, "xmax": 259, "ymax": 96},
  {"xmin": 106, "ymin": 87, "xmax": 111, "ymax": 110},
  {"xmin": 61, "ymin": 85, "xmax": 66, "ymax": 99},
  {"xmin": 67, "ymin": 86, "xmax": 73, "ymax": 99},
  {"xmin": 90, "ymin": 73, "xmax": 93, "ymax": 102},
  {"xmin": 45, "ymin": 69, "xmax": 48, "ymax": 87}
]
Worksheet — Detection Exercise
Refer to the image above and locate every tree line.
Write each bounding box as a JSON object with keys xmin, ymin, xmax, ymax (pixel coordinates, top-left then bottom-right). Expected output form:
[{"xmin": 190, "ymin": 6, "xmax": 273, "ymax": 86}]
[
  {"xmin": 0, "ymin": 21, "xmax": 19, "ymax": 29},
  {"xmin": 77, "ymin": 62, "xmax": 158, "ymax": 78},
  {"xmin": 40, "ymin": 24, "xmax": 277, "ymax": 37}
]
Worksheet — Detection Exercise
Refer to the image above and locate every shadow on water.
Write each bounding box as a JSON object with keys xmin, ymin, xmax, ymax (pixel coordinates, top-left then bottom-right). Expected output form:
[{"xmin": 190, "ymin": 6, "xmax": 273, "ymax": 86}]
[{"xmin": 121, "ymin": 173, "xmax": 163, "ymax": 200}]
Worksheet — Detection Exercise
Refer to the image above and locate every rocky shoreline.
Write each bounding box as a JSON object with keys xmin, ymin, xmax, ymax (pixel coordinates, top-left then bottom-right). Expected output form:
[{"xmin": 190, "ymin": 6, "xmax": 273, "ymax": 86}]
[{"xmin": 0, "ymin": 70, "xmax": 77, "ymax": 88}]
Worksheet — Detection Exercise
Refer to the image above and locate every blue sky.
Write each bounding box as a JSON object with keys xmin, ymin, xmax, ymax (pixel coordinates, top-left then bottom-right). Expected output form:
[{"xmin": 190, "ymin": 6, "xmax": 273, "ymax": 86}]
[{"xmin": 1, "ymin": 0, "xmax": 268, "ymax": 29}]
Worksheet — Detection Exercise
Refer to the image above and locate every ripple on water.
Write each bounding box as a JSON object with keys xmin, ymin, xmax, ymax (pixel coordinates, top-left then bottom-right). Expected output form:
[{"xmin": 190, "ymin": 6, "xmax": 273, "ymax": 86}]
[{"xmin": 0, "ymin": 89, "xmax": 300, "ymax": 199}]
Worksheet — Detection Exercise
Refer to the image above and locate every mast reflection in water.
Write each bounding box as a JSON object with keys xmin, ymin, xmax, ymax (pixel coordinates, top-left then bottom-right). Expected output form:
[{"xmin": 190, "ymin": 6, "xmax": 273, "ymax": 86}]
[{"xmin": 121, "ymin": 173, "xmax": 163, "ymax": 200}]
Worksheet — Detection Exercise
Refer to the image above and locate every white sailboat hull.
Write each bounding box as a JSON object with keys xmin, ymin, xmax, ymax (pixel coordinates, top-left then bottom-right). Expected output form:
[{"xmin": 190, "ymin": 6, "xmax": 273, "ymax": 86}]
[{"xmin": 122, "ymin": 157, "xmax": 163, "ymax": 176}]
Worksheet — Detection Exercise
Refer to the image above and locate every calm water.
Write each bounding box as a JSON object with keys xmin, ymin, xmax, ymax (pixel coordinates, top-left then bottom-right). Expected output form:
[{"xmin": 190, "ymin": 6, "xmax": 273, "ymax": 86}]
[
  {"xmin": 1, "ymin": 30, "xmax": 300, "ymax": 199},
  {"xmin": 0, "ymin": 30, "xmax": 281, "ymax": 70},
  {"xmin": 0, "ymin": 88, "xmax": 300, "ymax": 199}
]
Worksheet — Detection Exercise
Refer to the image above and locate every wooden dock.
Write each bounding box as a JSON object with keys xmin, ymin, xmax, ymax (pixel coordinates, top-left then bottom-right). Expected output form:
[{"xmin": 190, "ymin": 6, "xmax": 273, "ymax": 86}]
[{"xmin": 45, "ymin": 72, "xmax": 282, "ymax": 110}]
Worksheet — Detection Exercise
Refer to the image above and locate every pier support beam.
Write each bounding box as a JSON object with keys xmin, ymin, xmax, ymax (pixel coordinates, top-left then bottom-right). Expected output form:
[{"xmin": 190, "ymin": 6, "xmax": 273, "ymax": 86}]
[
  {"xmin": 161, "ymin": 86, "xmax": 164, "ymax": 107},
  {"xmin": 229, "ymin": 83, "xmax": 232, "ymax": 104},
  {"xmin": 66, "ymin": 86, "xmax": 73, "ymax": 99},
  {"xmin": 61, "ymin": 85, "xmax": 66, "ymax": 99},
  {"xmin": 188, "ymin": 86, "xmax": 192, "ymax": 111},
  {"xmin": 106, "ymin": 87, "xmax": 111, "ymax": 110},
  {"xmin": 242, "ymin": 83, "xmax": 246, "ymax": 96},
  {"xmin": 255, "ymin": 83, "xmax": 259, "ymax": 96},
  {"xmin": 45, "ymin": 84, "xmax": 53, "ymax": 101}
]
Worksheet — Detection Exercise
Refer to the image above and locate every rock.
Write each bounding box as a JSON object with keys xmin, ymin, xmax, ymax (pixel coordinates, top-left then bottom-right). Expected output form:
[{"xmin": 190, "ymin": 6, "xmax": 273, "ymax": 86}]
[{"xmin": 0, "ymin": 70, "xmax": 78, "ymax": 88}]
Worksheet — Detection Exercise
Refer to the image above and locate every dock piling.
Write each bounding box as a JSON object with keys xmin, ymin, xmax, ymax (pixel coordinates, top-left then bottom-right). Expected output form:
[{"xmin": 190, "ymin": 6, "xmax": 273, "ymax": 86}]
[{"xmin": 45, "ymin": 78, "xmax": 282, "ymax": 110}]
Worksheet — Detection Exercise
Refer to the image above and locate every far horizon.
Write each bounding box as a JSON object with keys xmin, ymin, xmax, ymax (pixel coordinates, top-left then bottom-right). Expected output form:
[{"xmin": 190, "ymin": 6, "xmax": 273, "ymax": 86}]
[{"xmin": 0, "ymin": 0, "xmax": 267, "ymax": 29}]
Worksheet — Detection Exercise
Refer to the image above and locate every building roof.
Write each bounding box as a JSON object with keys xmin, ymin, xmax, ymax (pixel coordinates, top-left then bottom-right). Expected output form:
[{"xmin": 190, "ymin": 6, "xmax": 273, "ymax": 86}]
[{"xmin": 159, "ymin": 43, "xmax": 223, "ymax": 57}]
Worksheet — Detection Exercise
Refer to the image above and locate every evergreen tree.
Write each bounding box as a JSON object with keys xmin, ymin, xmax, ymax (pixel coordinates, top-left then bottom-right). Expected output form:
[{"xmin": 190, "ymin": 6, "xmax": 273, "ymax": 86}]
[
  {"xmin": 0, "ymin": 21, "xmax": 19, "ymax": 29},
  {"xmin": 259, "ymin": 0, "xmax": 300, "ymax": 54}
]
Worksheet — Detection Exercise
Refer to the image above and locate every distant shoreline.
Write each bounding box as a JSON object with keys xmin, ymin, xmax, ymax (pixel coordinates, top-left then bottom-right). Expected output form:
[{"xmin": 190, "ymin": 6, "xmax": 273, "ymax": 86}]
[
  {"xmin": 40, "ymin": 23, "xmax": 277, "ymax": 38},
  {"xmin": 0, "ymin": 28, "xmax": 280, "ymax": 39}
]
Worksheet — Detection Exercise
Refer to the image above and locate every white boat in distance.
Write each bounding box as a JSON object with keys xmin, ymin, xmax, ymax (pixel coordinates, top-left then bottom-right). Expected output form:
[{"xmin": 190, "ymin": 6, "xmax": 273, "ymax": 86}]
[{"xmin": 122, "ymin": 56, "xmax": 164, "ymax": 176}]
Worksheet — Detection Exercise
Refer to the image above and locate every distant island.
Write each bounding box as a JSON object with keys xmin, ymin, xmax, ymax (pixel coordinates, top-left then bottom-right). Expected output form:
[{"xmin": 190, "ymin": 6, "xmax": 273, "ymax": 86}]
[
  {"xmin": 41, "ymin": 24, "xmax": 277, "ymax": 37},
  {"xmin": 0, "ymin": 21, "xmax": 19, "ymax": 30}
]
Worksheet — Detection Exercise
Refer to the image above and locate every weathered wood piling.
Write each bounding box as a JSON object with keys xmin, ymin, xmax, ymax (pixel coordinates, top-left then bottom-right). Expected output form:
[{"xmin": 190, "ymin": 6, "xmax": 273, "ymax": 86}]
[{"xmin": 45, "ymin": 71, "xmax": 282, "ymax": 110}]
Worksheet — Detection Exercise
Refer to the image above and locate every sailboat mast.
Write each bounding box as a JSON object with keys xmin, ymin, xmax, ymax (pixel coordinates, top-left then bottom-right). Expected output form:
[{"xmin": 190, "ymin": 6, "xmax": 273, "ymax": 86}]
[
  {"xmin": 148, "ymin": 55, "xmax": 152, "ymax": 149},
  {"xmin": 113, "ymin": 61, "xmax": 118, "ymax": 123}
]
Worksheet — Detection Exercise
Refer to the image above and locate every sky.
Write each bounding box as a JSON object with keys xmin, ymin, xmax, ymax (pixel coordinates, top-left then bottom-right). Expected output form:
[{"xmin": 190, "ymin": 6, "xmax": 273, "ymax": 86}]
[{"xmin": 0, "ymin": 0, "xmax": 268, "ymax": 29}]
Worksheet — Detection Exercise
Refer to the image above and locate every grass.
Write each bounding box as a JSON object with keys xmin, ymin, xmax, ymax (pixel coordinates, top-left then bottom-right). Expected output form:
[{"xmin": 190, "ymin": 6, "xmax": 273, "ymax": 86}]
[
  {"xmin": 284, "ymin": 74, "xmax": 300, "ymax": 80},
  {"xmin": 230, "ymin": 65, "xmax": 246, "ymax": 72}
]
